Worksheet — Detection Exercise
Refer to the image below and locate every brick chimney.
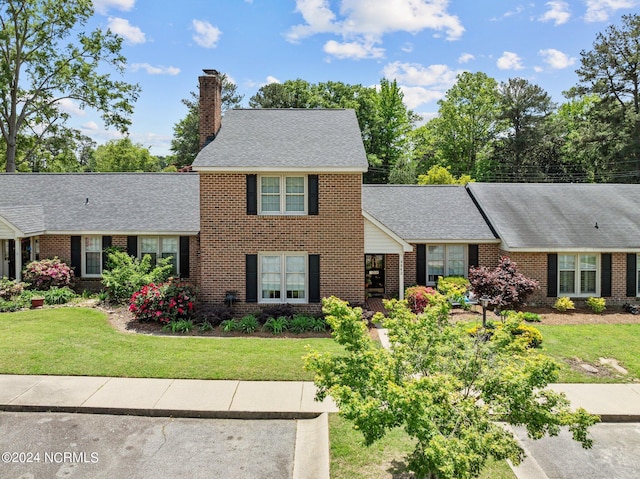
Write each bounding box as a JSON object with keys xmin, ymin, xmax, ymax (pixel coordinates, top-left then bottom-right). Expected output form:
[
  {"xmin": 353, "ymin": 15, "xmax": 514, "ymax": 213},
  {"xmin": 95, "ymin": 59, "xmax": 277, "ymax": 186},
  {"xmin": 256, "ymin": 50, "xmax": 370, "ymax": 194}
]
[{"xmin": 199, "ymin": 69, "xmax": 222, "ymax": 150}]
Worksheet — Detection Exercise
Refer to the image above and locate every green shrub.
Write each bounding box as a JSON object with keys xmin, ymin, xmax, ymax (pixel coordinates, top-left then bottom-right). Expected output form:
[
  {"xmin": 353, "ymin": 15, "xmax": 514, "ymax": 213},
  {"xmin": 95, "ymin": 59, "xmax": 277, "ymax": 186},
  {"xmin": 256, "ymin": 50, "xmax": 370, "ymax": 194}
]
[
  {"xmin": 263, "ymin": 316, "xmax": 289, "ymax": 335},
  {"xmin": 22, "ymin": 257, "xmax": 74, "ymax": 290},
  {"xmin": 554, "ymin": 296, "xmax": 575, "ymax": 312},
  {"xmin": 289, "ymin": 314, "xmax": 315, "ymax": 333},
  {"xmin": 0, "ymin": 298, "xmax": 23, "ymax": 312},
  {"xmin": 101, "ymin": 251, "xmax": 174, "ymax": 304},
  {"xmin": 163, "ymin": 319, "xmax": 194, "ymax": 333},
  {"xmin": 0, "ymin": 277, "xmax": 24, "ymax": 300},
  {"xmin": 522, "ymin": 312, "xmax": 541, "ymax": 322},
  {"xmin": 239, "ymin": 314, "xmax": 259, "ymax": 334},
  {"xmin": 221, "ymin": 318, "xmax": 239, "ymax": 332},
  {"xmin": 43, "ymin": 286, "xmax": 77, "ymax": 305},
  {"xmin": 310, "ymin": 316, "xmax": 328, "ymax": 333},
  {"xmin": 586, "ymin": 297, "xmax": 606, "ymax": 314}
]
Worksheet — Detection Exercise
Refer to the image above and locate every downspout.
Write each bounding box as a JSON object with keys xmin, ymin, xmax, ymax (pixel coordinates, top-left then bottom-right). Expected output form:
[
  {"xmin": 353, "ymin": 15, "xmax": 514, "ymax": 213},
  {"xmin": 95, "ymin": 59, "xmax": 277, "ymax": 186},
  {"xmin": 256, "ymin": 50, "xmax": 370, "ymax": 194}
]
[
  {"xmin": 14, "ymin": 236, "xmax": 22, "ymax": 281},
  {"xmin": 399, "ymin": 253, "xmax": 405, "ymax": 300}
]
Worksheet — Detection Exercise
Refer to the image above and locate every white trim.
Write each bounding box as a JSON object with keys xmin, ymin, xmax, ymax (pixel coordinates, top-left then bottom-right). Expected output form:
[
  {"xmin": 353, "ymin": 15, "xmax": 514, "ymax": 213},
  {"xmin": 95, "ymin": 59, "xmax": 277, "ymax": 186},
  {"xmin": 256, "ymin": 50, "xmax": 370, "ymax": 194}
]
[
  {"xmin": 425, "ymin": 244, "xmax": 468, "ymax": 285},
  {"xmin": 405, "ymin": 238, "xmax": 500, "ymax": 244},
  {"xmin": 259, "ymin": 175, "xmax": 308, "ymax": 216},
  {"xmin": 192, "ymin": 166, "xmax": 368, "ymax": 173},
  {"xmin": 138, "ymin": 236, "xmax": 180, "ymax": 274},
  {"xmin": 363, "ymin": 211, "xmax": 412, "ymax": 253},
  {"xmin": 258, "ymin": 252, "xmax": 308, "ymax": 304},
  {"xmin": 81, "ymin": 235, "xmax": 103, "ymax": 278},
  {"xmin": 48, "ymin": 230, "xmax": 198, "ymax": 236},
  {"xmin": 501, "ymin": 245, "xmax": 640, "ymax": 253},
  {"xmin": 0, "ymin": 216, "xmax": 23, "ymax": 238},
  {"xmin": 557, "ymin": 253, "xmax": 600, "ymax": 298}
]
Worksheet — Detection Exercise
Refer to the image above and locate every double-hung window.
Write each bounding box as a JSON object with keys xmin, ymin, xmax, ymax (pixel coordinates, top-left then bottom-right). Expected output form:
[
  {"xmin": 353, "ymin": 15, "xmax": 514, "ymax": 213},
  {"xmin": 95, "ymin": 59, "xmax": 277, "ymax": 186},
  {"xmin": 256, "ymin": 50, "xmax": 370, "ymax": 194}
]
[
  {"xmin": 259, "ymin": 176, "xmax": 306, "ymax": 215},
  {"xmin": 558, "ymin": 253, "xmax": 598, "ymax": 296},
  {"xmin": 140, "ymin": 236, "xmax": 179, "ymax": 274},
  {"xmin": 82, "ymin": 236, "xmax": 102, "ymax": 277},
  {"xmin": 259, "ymin": 253, "xmax": 307, "ymax": 303},
  {"xmin": 427, "ymin": 244, "xmax": 466, "ymax": 283}
]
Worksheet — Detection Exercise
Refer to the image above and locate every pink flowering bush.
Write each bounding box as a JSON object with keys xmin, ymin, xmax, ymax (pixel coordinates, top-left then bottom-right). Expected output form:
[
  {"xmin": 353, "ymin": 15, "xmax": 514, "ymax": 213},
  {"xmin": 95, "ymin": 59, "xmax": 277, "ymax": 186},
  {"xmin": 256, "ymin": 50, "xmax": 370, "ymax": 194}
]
[
  {"xmin": 405, "ymin": 285, "xmax": 437, "ymax": 314},
  {"xmin": 129, "ymin": 279, "xmax": 196, "ymax": 324},
  {"xmin": 22, "ymin": 257, "xmax": 74, "ymax": 290}
]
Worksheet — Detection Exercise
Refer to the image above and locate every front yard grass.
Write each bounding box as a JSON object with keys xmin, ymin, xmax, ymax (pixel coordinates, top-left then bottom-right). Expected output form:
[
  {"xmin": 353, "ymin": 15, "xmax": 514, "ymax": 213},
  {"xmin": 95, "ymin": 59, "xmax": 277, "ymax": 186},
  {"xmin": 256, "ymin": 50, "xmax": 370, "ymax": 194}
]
[
  {"xmin": 0, "ymin": 308, "xmax": 342, "ymax": 380},
  {"xmin": 538, "ymin": 323, "xmax": 640, "ymax": 382}
]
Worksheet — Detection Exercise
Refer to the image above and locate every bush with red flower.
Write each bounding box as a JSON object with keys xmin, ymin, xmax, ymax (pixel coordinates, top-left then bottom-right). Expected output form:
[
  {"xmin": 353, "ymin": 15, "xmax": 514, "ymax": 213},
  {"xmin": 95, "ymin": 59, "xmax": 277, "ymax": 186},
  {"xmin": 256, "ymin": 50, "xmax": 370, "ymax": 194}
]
[
  {"xmin": 129, "ymin": 279, "xmax": 196, "ymax": 324},
  {"xmin": 22, "ymin": 257, "xmax": 74, "ymax": 290},
  {"xmin": 405, "ymin": 285, "xmax": 438, "ymax": 314}
]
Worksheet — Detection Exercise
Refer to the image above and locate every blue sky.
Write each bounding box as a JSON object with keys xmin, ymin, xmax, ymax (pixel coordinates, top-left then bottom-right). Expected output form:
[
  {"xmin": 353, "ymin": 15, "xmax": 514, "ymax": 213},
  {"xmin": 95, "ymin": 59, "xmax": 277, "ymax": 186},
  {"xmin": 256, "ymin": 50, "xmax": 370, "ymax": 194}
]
[{"xmin": 70, "ymin": 0, "xmax": 639, "ymax": 156}]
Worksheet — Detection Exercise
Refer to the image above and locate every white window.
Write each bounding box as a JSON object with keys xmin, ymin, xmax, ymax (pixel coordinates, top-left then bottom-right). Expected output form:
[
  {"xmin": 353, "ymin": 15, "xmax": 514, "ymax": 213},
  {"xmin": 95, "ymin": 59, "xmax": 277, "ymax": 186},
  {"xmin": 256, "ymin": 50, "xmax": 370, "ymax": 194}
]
[
  {"xmin": 82, "ymin": 236, "xmax": 102, "ymax": 277},
  {"xmin": 559, "ymin": 254, "xmax": 598, "ymax": 296},
  {"xmin": 139, "ymin": 236, "xmax": 179, "ymax": 274},
  {"xmin": 259, "ymin": 176, "xmax": 306, "ymax": 215},
  {"xmin": 427, "ymin": 244, "xmax": 466, "ymax": 283},
  {"xmin": 259, "ymin": 253, "xmax": 307, "ymax": 303}
]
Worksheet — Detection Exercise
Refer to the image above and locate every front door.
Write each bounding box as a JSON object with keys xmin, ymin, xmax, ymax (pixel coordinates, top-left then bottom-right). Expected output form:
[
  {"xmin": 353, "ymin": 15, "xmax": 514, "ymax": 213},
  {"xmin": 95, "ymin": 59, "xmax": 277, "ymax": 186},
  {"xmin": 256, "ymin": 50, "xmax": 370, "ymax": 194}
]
[
  {"xmin": 7, "ymin": 240, "xmax": 15, "ymax": 279},
  {"xmin": 365, "ymin": 254, "xmax": 385, "ymax": 297}
]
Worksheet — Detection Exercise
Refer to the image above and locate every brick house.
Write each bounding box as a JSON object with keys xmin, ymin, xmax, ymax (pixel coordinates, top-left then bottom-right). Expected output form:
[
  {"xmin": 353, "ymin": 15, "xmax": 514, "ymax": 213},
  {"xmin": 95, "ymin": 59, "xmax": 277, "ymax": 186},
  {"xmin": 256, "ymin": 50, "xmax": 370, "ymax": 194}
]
[{"xmin": 2, "ymin": 69, "xmax": 640, "ymax": 310}]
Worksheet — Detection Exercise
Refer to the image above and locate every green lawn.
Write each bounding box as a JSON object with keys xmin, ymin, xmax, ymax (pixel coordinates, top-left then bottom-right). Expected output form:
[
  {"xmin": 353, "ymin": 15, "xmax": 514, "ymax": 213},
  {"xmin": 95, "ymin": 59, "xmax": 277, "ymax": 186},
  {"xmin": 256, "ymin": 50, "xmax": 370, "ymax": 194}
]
[
  {"xmin": 0, "ymin": 308, "xmax": 342, "ymax": 380},
  {"xmin": 538, "ymin": 323, "xmax": 640, "ymax": 382}
]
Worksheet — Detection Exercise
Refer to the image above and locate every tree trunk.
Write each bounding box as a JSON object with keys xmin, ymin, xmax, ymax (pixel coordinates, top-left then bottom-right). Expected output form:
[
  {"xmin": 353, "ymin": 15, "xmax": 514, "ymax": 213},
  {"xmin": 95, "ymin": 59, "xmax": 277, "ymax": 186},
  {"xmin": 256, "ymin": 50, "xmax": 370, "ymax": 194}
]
[{"xmin": 5, "ymin": 139, "xmax": 17, "ymax": 173}]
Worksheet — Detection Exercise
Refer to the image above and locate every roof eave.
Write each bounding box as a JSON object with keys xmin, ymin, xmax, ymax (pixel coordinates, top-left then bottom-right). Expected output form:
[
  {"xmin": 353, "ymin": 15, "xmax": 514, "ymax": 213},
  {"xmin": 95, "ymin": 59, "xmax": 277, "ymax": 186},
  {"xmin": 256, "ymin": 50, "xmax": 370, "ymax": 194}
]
[{"xmin": 192, "ymin": 166, "xmax": 368, "ymax": 173}]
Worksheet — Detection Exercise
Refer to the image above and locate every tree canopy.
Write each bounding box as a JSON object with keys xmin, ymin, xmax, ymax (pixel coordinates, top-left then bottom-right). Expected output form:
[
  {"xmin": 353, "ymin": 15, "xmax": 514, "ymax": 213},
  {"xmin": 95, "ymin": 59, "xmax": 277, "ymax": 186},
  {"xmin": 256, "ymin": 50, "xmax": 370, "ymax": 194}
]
[
  {"xmin": 89, "ymin": 138, "xmax": 160, "ymax": 172},
  {"xmin": 0, "ymin": 0, "xmax": 140, "ymax": 172}
]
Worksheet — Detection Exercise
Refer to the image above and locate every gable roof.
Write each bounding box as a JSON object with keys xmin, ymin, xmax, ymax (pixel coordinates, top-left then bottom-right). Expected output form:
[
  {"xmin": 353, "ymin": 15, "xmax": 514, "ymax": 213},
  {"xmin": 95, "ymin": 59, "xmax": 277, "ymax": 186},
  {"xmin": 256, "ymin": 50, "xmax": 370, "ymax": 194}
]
[
  {"xmin": 0, "ymin": 173, "xmax": 200, "ymax": 235},
  {"xmin": 192, "ymin": 109, "xmax": 369, "ymax": 172},
  {"xmin": 362, "ymin": 185, "xmax": 498, "ymax": 243},
  {"xmin": 467, "ymin": 183, "xmax": 640, "ymax": 251}
]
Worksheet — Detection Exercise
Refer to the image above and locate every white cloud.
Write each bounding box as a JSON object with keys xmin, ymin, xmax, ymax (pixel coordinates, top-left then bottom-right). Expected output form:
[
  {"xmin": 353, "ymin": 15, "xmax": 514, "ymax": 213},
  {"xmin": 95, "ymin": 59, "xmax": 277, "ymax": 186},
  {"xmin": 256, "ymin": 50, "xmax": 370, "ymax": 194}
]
[
  {"xmin": 323, "ymin": 39, "xmax": 385, "ymax": 59},
  {"xmin": 56, "ymin": 98, "xmax": 85, "ymax": 116},
  {"xmin": 458, "ymin": 52, "xmax": 474, "ymax": 64},
  {"xmin": 192, "ymin": 19, "xmax": 222, "ymax": 48},
  {"xmin": 497, "ymin": 51, "xmax": 524, "ymax": 70},
  {"xmin": 584, "ymin": 0, "xmax": 637, "ymax": 22},
  {"xmin": 266, "ymin": 76, "xmax": 280, "ymax": 84},
  {"xmin": 107, "ymin": 17, "xmax": 146, "ymax": 44},
  {"xmin": 129, "ymin": 63, "xmax": 180, "ymax": 75},
  {"xmin": 401, "ymin": 42, "xmax": 414, "ymax": 53},
  {"xmin": 400, "ymin": 86, "xmax": 445, "ymax": 109},
  {"xmin": 538, "ymin": 48, "xmax": 576, "ymax": 69},
  {"xmin": 287, "ymin": 0, "xmax": 464, "ymax": 60},
  {"xmin": 93, "ymin": 0, "xmax": 135, "ymax": 15},
  {"xmin": 382, "ymin": 61, "xmax": 459, "ymax": 87},
  {"xmin": 540, "ymin": 1, "xmax": 571, "ymax": 25}
]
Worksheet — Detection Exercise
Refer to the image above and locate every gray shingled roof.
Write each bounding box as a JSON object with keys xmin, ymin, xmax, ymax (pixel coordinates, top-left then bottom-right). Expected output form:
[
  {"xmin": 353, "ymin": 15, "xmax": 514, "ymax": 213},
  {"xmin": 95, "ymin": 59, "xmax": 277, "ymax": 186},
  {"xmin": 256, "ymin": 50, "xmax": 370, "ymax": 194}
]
[
  {"xmin": 467, "ymin": 183, "xmax": 640, "ymax": 250},
  {"xmin": 362, "ymin": 185, "xmax": 497, "ymax": 242},
  {"xmin": 192, "ymin": 109, "xmax": 369, "ymax": 171},
  {"xmin": 0, "ymin": 173, "xmax": 199, "ymax": 234}
]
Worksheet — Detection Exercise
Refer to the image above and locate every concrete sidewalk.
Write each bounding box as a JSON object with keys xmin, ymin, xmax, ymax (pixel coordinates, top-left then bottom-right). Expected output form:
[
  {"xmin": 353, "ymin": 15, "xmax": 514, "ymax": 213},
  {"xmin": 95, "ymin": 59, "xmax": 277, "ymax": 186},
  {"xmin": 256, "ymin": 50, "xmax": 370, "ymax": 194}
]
[{"xmin": 0, "ymin": 374, "xmax": 338, "ymax": 419}]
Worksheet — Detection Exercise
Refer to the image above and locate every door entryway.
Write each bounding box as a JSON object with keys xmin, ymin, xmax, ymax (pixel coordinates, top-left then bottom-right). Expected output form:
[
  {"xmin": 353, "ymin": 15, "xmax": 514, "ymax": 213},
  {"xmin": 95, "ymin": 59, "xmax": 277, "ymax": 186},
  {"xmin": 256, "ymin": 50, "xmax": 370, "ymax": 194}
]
[{"xmin": 365, "ymin": 254, "xmax": 385, "ymax": 297}]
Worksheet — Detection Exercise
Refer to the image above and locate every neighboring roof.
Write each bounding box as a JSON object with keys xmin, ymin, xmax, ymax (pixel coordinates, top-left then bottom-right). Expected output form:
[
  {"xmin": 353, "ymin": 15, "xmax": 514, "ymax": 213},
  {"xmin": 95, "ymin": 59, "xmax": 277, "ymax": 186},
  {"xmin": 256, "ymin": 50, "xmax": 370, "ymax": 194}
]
[
  {"xmin": 192, "ymin": 109, "xmax": 369, "ymax": 172},
  {"xmin": 467, "ymin": 183, "xmax": 640, "ymax": 251},
  {"xmin": 362, "ymin": 185, "xmax": 498, "ymax": 243},
  {"xmin": 0, "ymin": 173, "xmax": 199, "ymax": 234}
]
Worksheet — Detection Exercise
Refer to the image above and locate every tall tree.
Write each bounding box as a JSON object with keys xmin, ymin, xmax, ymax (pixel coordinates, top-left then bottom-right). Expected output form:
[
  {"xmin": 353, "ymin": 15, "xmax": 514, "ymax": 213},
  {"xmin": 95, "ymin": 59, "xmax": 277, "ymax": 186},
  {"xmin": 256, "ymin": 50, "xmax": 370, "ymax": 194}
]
[
  {"xmin": 0, "ymin": 0, "xmax": 140, "ymax": 172},
  {"xmin": 248, "ymin": 79, "xmax": 316, "ymax": 108},
  {"xmin": 89, "ymin": 138, "xmax": 160, "ymax": 172},
  {"xmin": 491, "ymin": 78, "xmax": 557, "ymax": 181},
  {"xmin": 568, "ymin": 13, "xmax": 640, "ymax": 182},
  {"xmin": 169, "ymin": 74, "xmax": 243, "ymax": 167},
  {"xmin": 430, "ymin": 72, "xmax": 502, "ymax": 178}
]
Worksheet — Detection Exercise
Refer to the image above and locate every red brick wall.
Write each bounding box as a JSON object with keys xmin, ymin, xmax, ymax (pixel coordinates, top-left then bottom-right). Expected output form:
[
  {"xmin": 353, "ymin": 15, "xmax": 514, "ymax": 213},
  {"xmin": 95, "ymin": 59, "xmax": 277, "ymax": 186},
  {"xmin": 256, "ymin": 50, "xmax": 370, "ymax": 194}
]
[
  {"xmin": 198, "ymin": 173, "xmax": 364, "ymax": 313},
  {"xmin": 385, "ymin": 254, "xmax": 399, "ymax": 298},
  {"xmin": 199, "ymin": 72, "xmax": 222, "ymax": 150}
]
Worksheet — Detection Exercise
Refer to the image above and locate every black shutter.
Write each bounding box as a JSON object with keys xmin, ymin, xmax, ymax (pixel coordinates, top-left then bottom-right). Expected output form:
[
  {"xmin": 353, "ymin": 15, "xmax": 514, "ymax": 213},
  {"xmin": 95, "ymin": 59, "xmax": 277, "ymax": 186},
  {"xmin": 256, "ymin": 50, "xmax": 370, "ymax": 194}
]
[
  {"xmin": 417, "ymin": 244, "xmax": 426, "ymax": 285},
  {"xmin": 71, "ymin": 236, "xmax": 82, "ymax": 277},
  {"xmin": 101, "ymin": 236, "xmax": 112, "ymax": 272},
  {"xmin": 179, "ymin": 236, "xmax": 190, "ymax": 278},
  {"xmin": 601, "ymin": 253, "xmax": 612, "ymax": 297},
  {"xmin": 547, "ymin": 253, "xmax": 558, "ymax": 297},
  {"xmin": 247, "ymin": 174, "xmax": 257, "ymax": 215},
  {"xmin": 246, "ymin": 254, "xmax": 258, "ymax": 303},
  {"xmin": 308, "ymin": 175, "xmax": 319, "ymax": 215},
  {"xmin": 127, "ymin": 236, "xmax": 138, "ymax": 257},
  {"xmin": 309, "ymin": 254, "xmax": 321, "ymax": 303},
  {"xmin": 468, "ymin": 244, "xmax": 479, "ymax": 268},
  {"xmin": 627, "ymin": 253, "xmax": 637, "ymax": 297}
]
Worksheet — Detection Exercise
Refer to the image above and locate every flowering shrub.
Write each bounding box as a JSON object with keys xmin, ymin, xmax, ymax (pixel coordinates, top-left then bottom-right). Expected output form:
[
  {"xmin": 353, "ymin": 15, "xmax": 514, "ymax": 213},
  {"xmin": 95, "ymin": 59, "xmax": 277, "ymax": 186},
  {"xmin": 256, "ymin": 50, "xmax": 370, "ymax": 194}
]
[
  {"xmin": 22, "ymin": 257, "xmax": 74, "ymax": 290},
  {"xmin": 405, "ymin": 285, "xmax": 437, "ymax": 314},
  {"xmin": 0, "ymin": 277, "xmax": 24, "ymax": 300},
  {"xmin": 129, "ymin": 280, "xmax": 196, "ymax": 324}
]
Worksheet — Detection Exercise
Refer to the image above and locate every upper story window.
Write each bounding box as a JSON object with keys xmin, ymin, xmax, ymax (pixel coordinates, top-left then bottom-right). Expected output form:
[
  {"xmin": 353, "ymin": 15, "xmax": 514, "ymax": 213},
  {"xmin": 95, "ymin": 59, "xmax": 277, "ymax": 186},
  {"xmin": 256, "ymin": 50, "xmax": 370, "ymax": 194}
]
[
  {"xmin": 559, "ymin": 253, "xmax": 598, "ymax": 296},
  {"xmin": 259, "ymin": 175, "xmax": 306, "ymax": 215},
  {"xmin": 427, "ymin": 244, "xmax": 466, "ymax": 283},
  {"xmin": 140, "ymin": 236, "xmax": 179, "ymax": 274},
  {"xmin": 82, "ymin": 236, "xmax": 102, "ymax": 277}
]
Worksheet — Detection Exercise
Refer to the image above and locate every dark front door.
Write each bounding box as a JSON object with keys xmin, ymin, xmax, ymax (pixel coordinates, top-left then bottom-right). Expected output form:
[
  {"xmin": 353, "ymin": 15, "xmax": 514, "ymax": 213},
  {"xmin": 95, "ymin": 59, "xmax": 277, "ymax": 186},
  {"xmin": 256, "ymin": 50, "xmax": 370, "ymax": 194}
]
[
  {"xmin": 365, "ymin": 254, "xmax": 385, "ymax": 297},
  {"xmin": 8, "ymin": 240, "xmax": 15, "ymax": 279}
]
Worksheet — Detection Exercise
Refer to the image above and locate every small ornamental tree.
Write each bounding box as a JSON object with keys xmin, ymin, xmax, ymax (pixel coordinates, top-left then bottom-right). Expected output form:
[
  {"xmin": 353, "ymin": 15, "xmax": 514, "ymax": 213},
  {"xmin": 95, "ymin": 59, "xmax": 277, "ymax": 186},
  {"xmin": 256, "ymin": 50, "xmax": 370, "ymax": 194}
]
[
  {"xmin": 22, "ymin": 257, "xmax": 74, "ymax": 290},
  {"xmin": 305, "ymin": 296, "xmax": 597, "ymax": 479},
  {"xmin": 468, "ymin": 257, "xmax": 539, "ymax": 312},
  {"xmin": 405, "ymin": 286, "xmax": 438, "ymax": 313}
]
